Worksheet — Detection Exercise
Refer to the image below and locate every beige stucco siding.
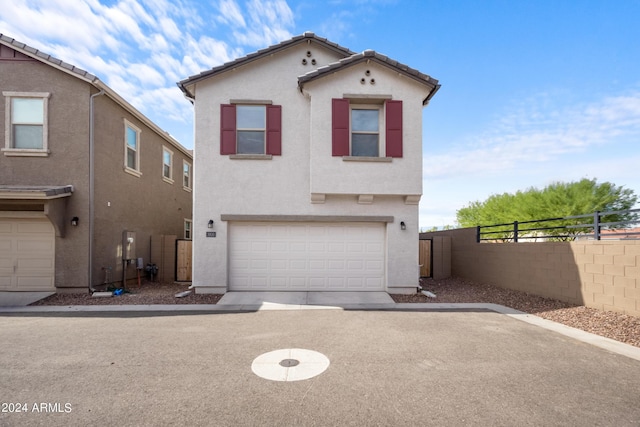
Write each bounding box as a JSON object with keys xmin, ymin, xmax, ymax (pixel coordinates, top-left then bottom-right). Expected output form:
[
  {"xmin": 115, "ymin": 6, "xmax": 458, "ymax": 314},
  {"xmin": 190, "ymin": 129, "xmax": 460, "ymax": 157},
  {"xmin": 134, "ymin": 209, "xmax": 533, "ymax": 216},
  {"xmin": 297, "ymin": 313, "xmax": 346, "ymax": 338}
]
[
  {"xmin": 0, "ymin": 59, "xmax": 91, "ymax": 289},
  {"xmin": 92, "ymin": 94, "xmax": 192, "ymax": 286},
  {"xmin": 1, "ymin": 49, "xmax": 193, "ymax": 292}
]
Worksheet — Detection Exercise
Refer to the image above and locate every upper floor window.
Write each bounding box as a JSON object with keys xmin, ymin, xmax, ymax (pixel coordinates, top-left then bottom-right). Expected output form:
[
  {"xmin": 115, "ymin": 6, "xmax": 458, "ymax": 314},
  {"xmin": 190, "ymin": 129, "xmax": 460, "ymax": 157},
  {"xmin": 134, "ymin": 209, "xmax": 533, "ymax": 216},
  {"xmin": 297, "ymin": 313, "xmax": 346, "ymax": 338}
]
[
  {"xmin": 237, "ymin": 105, "xmax": 266, "ymax": 154},
  {"xmin": 351, "ymin": 108, "xmax": 380, "ymax": 157},
  {"xmin": 2, "ymin": 91, "xmax": 50, "ymax": 157},
  {"xmin": 124, "ymin": 120, "xmax": 141, "ymax": 176},
  {"xmin": 183, "ymin": 161, "xmax": 192, "ymax": 191},
  {"xmin": 220, "ymin": 102, "xmax": 281, "ymax": 156},
  {"xmin": 332, "ymin": 98, "xmax": 403, "ymax": 158},
  {"xmin": 162, "ymin": 146, "xmax": 173, "ymax": 183},
  {"xmin": 184, "ymin": 219, "xmax": 192, "ymax": 240}
]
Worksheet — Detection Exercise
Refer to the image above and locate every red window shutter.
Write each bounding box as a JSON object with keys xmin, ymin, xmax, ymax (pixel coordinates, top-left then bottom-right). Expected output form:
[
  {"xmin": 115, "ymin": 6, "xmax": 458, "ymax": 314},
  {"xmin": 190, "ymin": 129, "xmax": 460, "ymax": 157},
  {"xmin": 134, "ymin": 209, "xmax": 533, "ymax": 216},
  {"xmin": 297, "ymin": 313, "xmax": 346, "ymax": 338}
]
[
  {"xmin": 385, "ymin": 100, "xmax": 403, "ymax": 158},
  {"xmin": 332, "ymin": 98, "xmax": 350, "ymax": 156},
  {"xmin": 266, "ymin": 105, "xmax": 282, "ymax": 156},
  {"xmin": 220, "ymin": 104, "xmax": 236, "ymax": 155}
]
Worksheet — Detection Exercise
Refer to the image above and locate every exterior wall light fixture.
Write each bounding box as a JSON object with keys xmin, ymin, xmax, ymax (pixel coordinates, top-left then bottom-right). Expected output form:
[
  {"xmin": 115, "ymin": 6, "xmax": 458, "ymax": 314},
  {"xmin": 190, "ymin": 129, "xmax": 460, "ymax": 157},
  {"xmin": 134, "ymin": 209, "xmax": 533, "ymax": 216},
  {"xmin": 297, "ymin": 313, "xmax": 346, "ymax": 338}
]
[
  {"xmin": 400, "ymin": 221, "xmax": 406, "ymax": 230},
  {"xmin": 208, "ymin": 219, "xmax": 214, "ymax": 229},
  {"xmin": 71, "ymin": 216, "xmax": 79, "ymax": 226}
]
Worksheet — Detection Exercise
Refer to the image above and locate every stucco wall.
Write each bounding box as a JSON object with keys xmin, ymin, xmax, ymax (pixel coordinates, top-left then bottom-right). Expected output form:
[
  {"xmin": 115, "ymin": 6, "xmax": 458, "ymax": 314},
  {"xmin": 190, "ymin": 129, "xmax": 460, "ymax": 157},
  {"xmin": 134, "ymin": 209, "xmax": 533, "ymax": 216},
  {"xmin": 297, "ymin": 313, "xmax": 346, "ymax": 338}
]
[
  {"xmin": 0, "ymin": 59, "xmax": 91, "ymax": 289},
  {"xmin": 191, "ymin": 42, "xmax": 427, "ymax": 293},
  {"xmin": 420, "ymin": 228, "xmax": 640, "ymax": 317},
  {"xmin": 303, "ymin": 61, "xmax": 427, "ymax": 196},
  {"xmin": 92, "ymin": 94, "xmax": 192, "ymax": 287},
  {"xmin": 1, "ymin": 56, "xmax": 192, "ymax": 292}
]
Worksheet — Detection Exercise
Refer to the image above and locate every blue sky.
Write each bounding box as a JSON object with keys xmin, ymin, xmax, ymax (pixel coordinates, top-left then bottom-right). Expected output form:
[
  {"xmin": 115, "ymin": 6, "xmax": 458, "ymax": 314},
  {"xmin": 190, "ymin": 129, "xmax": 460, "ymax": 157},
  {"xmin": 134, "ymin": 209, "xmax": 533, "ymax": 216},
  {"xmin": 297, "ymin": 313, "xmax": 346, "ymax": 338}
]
[{"xmin": 2, "ymin": 0, "xmax": 639, "ymax": 229}]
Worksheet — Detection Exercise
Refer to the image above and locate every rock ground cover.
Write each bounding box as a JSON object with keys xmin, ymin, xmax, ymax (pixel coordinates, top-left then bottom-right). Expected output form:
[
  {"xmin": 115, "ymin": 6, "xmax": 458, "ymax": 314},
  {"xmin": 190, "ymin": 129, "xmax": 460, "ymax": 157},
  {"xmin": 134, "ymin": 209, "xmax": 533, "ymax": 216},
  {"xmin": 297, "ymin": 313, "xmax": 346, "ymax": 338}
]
[{"xmin": 30, "ymin": 277, "xmax": 640, "ymax": 348}]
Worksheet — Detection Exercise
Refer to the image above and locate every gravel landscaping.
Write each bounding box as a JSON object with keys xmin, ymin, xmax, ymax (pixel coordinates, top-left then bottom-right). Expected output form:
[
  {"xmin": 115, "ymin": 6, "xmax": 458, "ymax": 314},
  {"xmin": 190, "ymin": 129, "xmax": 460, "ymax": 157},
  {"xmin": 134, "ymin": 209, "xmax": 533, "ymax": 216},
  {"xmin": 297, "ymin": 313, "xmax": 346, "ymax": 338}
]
[{"xmin": 30, "ymin": 277, "xmax": 640, "ymax": 349}]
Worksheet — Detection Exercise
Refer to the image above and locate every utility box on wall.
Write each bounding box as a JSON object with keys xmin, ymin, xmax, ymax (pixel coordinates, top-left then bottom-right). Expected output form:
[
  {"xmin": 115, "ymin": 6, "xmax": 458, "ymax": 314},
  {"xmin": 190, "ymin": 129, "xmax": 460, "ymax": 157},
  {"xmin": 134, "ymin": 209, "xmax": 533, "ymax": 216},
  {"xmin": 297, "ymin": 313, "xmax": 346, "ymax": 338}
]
[{"xmin": 122, "ymin": 231, "xmax": 136, "ymax": 260}]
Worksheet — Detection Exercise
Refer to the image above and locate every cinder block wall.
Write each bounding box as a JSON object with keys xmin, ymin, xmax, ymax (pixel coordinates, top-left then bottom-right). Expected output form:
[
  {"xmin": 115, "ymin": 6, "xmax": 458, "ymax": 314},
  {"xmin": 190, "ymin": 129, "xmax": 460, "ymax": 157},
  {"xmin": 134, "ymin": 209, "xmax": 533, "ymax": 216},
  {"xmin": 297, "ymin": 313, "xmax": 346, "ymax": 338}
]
[{"xmin": 420, "ymin": 228, "xmax": 640, "ymax": 317}]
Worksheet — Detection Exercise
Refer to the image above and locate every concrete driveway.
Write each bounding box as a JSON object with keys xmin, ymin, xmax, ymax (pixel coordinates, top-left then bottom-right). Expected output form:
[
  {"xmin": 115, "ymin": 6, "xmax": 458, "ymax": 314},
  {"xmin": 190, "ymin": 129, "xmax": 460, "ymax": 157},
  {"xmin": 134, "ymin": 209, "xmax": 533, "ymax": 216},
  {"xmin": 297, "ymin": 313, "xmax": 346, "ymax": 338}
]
[{"xmin": 1, "ymin": 307, "xmax": 640, "ymax": 426}]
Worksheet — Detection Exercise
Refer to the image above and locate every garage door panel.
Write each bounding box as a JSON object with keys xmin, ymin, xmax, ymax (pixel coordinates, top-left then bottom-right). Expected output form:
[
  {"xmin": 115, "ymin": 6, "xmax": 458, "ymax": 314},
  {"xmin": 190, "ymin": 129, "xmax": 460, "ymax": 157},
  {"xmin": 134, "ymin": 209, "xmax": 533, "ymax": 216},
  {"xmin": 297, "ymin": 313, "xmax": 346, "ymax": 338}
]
[
  {"xmin": 290, "ymin": 259, "xmax": 306, "ymax": 270},
  {"xmin": 229, "ymin": 222, "xmax": 385, "ymax": 291},
  {"xmin": 17, "ymin": 257, "xmax": 54, "ymax": 269},
  {"xmin": 270, "ymin": 259, "xmax": 287, "ymax": 270},
  {"xmin": 290, "ymin": 277, "xmax": 308, "ymax": 289},
  {"xmin": 0, "ymin": 218, "xmax": 55, "ymax": 291},
  {"xmin": 270, "ymin": 241, "xmax": 287, "ymax": 252},
  {"xmin": 0, "ymin": 275, "xmax": 11, "ymax": 287},
  {"xmin": 17, "ymin": 239, "xmax": 53, "ymax": 253}
]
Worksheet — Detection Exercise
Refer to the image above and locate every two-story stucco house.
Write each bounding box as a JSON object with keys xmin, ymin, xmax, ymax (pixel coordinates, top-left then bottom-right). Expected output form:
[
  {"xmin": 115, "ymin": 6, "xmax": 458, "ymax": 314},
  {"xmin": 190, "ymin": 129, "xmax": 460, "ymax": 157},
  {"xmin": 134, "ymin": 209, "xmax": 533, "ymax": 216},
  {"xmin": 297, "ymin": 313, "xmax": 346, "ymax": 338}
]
[
  {"xmin": 178, "ymin": 32, "xmax": 439, "ymax": 295},
  {"xmin": 0, "ymin": 34, "xmax": 193, "ymax": 294}
]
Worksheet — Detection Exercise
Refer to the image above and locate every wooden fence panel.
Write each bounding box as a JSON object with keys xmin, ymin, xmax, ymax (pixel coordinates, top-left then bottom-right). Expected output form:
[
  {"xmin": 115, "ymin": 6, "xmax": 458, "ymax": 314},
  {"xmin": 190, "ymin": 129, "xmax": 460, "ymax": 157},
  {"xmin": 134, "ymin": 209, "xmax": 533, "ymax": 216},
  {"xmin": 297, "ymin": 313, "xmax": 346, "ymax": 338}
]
[
  {"xmin": 419, "ymin": 239, "xmax": 432, "ymax": 277},
  {"xmin": 176, "ymin": 239, "xmax": 192, "ymax": 282}
]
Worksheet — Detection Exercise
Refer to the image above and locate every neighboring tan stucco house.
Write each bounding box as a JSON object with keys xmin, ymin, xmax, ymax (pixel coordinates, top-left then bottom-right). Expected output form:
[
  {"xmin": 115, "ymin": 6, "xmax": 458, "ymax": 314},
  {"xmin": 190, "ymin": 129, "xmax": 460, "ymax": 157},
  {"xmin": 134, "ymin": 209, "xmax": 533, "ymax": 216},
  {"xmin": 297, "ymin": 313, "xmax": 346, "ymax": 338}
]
[
  {"xmin": 178, "ymin": 32, "xmax": 439, "ymax": 294},
  {"xmin": 0, "ymin": 34, "xmax": 193, "ymax": 293}
]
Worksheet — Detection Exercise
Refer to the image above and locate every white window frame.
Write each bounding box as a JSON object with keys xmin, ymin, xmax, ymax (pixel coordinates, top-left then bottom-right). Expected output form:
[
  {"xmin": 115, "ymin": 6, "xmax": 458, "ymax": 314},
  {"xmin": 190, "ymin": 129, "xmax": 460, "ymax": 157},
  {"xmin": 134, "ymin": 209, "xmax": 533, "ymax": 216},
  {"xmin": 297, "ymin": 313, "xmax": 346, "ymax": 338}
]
[
  {"xmin": 124, "ymin": 119, "xmax": 142, "ymax": 177},
  {"xmin": 183, "ymin": 160, "xmax": 192, "ymax": 192},
  {"xmin": 2, "ymin": 91, "xmax": 51, "ymax": 157},
  {"xmin": 184, "ymin": 219, "xmax": 192, "ymax": 240},
  {"xmin": 350, "ymin": 104, "xmax": 383, "ymax": 157},
  {"xmin": 162, "ymin": 146, "xmax": 174, "ymax": 184},
  {"xmin": 236, "ymin": 104, "xmax": 266, "ymax": 154}
]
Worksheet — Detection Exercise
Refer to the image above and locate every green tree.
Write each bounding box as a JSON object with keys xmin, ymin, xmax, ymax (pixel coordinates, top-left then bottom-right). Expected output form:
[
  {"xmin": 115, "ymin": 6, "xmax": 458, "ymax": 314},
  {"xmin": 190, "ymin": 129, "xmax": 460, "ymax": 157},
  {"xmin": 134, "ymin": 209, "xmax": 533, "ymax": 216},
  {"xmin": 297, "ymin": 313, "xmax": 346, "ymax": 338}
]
[{"xmin": 456, "ymin": 178, "xmax": 638, "ymax": 240}]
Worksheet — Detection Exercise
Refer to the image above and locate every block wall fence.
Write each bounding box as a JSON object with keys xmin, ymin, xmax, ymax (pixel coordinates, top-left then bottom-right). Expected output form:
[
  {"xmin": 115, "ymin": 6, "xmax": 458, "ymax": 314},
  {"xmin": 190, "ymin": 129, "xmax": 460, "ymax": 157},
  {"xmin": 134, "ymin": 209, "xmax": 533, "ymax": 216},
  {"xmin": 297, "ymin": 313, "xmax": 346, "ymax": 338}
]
[{"xmin": 419, "ymin": 228, "xmax": 640, "ymax": 317}]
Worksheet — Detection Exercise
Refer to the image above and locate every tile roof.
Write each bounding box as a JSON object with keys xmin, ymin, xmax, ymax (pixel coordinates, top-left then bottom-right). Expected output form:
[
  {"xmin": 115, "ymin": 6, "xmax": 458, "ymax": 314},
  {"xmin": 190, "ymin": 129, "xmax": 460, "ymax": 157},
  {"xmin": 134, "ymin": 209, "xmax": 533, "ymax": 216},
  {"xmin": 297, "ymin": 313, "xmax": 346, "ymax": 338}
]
[
  {"xmin": 177, "ymin": 32, "xmax": 440, "ymax": 104},
  {"xmin": 0, "ymin": 33, "xmax": 97, "ymax": 83}
]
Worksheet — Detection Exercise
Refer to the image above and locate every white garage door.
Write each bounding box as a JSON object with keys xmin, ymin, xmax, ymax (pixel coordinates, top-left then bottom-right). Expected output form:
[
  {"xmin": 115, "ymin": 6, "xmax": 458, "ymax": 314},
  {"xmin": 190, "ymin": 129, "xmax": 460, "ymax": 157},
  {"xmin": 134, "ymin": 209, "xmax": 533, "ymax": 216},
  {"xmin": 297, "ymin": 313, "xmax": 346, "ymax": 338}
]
[
  {"xmin": 0, "ymin": 218, "xmax": 55, "ymax": 291},
  {"xmin": 229, "ymin": 222, "xmax": 385, "ymax": 291}
]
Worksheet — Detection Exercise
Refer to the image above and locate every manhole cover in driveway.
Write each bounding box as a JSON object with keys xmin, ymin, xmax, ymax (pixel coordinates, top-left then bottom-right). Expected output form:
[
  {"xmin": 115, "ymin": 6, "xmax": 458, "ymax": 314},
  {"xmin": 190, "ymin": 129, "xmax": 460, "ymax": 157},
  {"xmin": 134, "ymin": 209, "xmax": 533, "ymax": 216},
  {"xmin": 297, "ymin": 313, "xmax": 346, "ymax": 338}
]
[{"xmin": 252, "ymin": 349, "xmax": 330, "ymax": 382}]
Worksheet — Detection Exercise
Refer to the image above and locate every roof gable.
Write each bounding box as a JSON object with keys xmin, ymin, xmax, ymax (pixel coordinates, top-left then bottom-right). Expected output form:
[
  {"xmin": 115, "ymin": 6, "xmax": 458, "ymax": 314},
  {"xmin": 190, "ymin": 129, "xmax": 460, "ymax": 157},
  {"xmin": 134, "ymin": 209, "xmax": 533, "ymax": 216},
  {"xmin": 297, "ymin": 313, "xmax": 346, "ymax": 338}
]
[
  {"xmin": 298, "ymin": 50, "xmax": 441, "ymax": 105},
  {"xmin": 177, "ymin": 32, "xmax": 356, "ymax": 98}
]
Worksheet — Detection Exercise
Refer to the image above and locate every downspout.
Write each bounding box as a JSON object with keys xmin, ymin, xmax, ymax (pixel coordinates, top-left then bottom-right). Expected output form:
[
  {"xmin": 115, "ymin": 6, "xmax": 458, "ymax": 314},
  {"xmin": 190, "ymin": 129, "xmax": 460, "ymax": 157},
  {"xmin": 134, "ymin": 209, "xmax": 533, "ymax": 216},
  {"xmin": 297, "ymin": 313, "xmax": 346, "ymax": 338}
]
[{"xmin": 89, "ymin": 89, "xmax": 105, "ymax": 293}]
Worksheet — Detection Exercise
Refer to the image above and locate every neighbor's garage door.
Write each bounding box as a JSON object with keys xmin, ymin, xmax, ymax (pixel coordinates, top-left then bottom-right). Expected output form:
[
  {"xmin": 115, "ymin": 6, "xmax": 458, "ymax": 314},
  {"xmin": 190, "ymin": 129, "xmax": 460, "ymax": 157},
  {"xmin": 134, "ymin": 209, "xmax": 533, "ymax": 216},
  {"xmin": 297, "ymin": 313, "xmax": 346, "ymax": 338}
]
[
  {"xmin": 0, "ymin": 218, "xmax": 55, "ymax": 291},
  {"xmin": 229, "ymin": 222, "xmax": 385, "ymax": 291}
]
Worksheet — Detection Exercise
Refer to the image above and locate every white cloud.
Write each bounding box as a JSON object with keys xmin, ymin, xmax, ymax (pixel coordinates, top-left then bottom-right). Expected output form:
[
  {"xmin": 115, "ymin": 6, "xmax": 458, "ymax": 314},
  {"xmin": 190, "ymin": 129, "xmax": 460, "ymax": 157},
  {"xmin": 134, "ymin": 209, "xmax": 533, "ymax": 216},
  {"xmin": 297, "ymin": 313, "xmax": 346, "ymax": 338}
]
[
  {"xmin": 424, "ymin": 91, "xmax": 640, "ymax": 180},
  {"xmin": 232, "ymin": 0, "xmax": 294, "ymax": 47},
  {"xmin": 128, "ymin": 63, "xmax": 167, "ymax": 87},
  {"xmin": 218, "ymin": 0, "xmax": 247, "ymax": 27},
  {"xmin": 1, "ymin": 0, "xmax": 303, "ymax": 151},
  {"xmin": 419, "ymin": 90, "xmax": 640, "ymax": 227}
]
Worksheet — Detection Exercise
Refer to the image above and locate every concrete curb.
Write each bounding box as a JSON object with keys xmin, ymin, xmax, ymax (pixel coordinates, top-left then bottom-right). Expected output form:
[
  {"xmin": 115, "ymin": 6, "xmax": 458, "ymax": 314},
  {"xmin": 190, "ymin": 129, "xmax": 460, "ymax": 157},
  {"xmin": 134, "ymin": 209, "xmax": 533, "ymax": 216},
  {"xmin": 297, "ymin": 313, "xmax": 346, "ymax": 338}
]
[{"xmin": 1, "ymin": 302, "xmax": 638, "ymax": 362}]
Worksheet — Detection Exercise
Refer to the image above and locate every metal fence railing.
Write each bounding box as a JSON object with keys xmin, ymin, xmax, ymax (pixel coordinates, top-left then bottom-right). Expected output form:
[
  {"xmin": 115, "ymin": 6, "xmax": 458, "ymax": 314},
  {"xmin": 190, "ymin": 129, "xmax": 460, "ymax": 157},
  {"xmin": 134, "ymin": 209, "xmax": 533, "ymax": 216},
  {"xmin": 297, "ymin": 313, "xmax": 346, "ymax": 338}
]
[{"xmin": 476, "ymin": 208, "xmax": 640, "ymax": 242}]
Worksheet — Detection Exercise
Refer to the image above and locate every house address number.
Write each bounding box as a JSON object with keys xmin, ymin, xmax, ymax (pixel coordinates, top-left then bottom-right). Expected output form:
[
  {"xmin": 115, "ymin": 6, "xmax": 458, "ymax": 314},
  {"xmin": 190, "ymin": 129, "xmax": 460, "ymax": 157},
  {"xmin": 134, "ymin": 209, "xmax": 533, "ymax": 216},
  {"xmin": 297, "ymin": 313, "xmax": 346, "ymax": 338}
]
[{"xmin": 206, "ymin": 232, "xmax": 216, "ymax": 238}]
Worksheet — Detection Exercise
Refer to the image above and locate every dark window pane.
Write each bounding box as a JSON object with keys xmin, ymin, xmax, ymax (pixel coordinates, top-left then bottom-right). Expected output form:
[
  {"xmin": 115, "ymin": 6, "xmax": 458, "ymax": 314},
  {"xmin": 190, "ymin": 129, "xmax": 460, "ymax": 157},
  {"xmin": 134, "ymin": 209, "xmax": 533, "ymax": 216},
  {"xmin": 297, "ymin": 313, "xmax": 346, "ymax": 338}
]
[
  {"xmin": 352, "ymin": 109, "xmax": 378, "ymax": 132},
  {"xmin": 13, "ymin": 124, "xmax": 43, "ymax": 149},
  {"xmin": 352, "ymin": 134, "xmax": 379, "ymax": 157},
  {"xmin": 237, "ymin": 131, "xmax": 265, "ymax": 154},
  {"xmin": 127, "ymin": 148, "xmax": 137, "ymax": 169}
]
